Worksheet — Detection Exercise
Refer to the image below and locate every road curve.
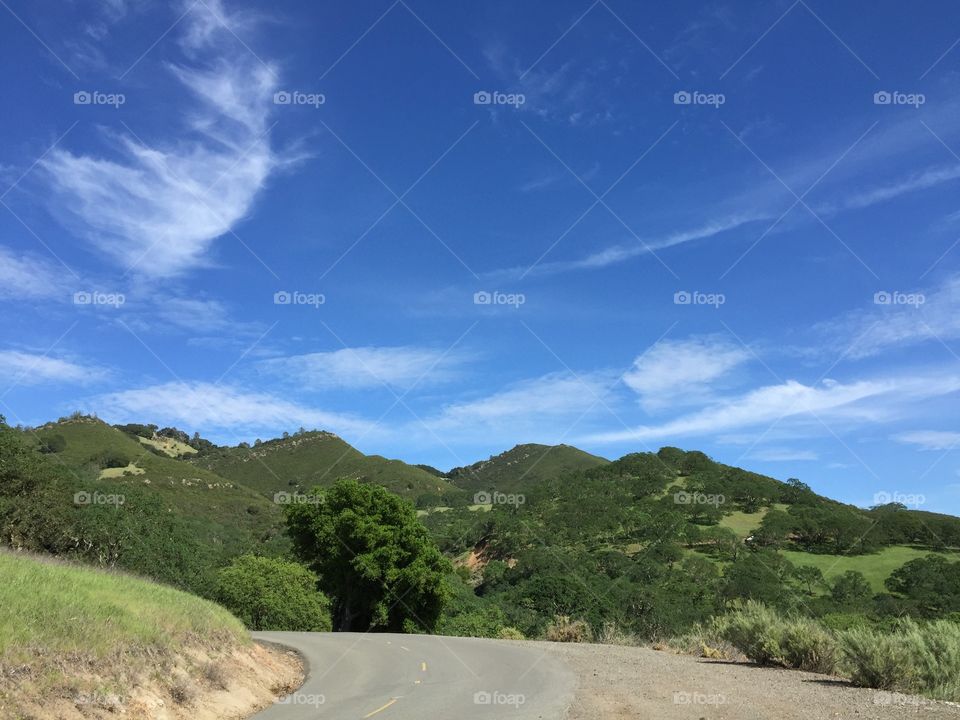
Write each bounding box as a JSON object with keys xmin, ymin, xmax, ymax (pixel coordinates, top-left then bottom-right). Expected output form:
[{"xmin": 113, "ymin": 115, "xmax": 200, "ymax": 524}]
[{"xmin": 251, "ymin": 632, "xmax": 574, "ymax": 719}]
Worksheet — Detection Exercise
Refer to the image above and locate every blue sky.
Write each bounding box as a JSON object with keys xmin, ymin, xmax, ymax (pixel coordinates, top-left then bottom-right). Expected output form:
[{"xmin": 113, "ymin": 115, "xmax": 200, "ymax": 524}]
[{"xmin": 2, "ymin": 0, "xmax": 960, "ymax": 513}]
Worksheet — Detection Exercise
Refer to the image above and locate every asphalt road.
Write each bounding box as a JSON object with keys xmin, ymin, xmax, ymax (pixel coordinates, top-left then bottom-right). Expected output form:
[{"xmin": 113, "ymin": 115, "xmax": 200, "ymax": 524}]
[{"xmin": 251, "ymin": 632, "xmax": 574, "ymax": 719}]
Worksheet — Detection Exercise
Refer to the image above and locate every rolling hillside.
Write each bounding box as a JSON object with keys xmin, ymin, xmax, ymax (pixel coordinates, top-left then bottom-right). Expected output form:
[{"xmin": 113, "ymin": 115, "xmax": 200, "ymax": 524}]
[
  {"xmin": 191, "ymin": 430, "xmax": 458, "ymax": 500},
  {"xmin": 447, "ymin": 443, "xmax": 609, "ymax": 494},
  {"xmin": 33, "ymin": 416, "xmax": 286, "ymax": 553},
  {"xmin": 0, "ymin": 550, "xmax": 300, "ymax": 720}
]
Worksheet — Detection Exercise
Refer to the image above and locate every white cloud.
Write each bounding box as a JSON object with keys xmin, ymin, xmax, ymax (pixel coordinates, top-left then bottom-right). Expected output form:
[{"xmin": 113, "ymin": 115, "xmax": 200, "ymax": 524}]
[
  {"xmin": 818, "ymin": 164, "xmax": 960, "ymax": 214},
  {"xmin": 584, "ymin": 372, "xmax": 960, "ymax": 445},
  {"xmin": 0, "ymin": 351, "xmax": 105, "ymax": 386},
  {"xmin": 623, "ymin": 337, "xmax": 751, "ymax": 410},
  {"xmin": 429, "ymin": 371, "xmax": 611, "ymax": 433},
  {"xmin": 822, "ymin": 274, "xmax": 960, "ymax": 359},
  {"xmin": 90, "ymin": 381, "xmax": 373, "ymax": 436},
  {"xmin": 0, "ymin": 246, "xmax": 67, "ymax": 300},
  {"xmin": 41, "ymin": 0, "xmax": 281, "ymax": 277},
  {"xmin": 155, "ymin": 297, "xmax": 232, "ymax": 332},
  {"xmin": 893, "ymin": 430, "xmax": 960, "ymax": 451},
  {"xmin": 259, "ymin": 346, "xmax": 462, "ymax": 390}
]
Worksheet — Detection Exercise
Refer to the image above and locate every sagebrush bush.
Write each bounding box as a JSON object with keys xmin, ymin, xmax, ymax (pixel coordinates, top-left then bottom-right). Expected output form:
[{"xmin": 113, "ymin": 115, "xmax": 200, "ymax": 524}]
[
  {"xmin": 780, "ymin": 618, "xmax": 839, "ymax": 675},
  {"xmin": 839, "ymin": 626, "xmax": 915, "ymax": 690},
  {"xmin": 544, "ymin": 615, "xmax": 591, "ymax": 643},
  {"xmin": 896, "ymin": 618, "xmax": 960, "ymax": 700},
  {"xmin": 719, "ymin": 601, "xmax": 785, "ymax": 665},
  {"xmin": 497, "ymin": 627, "xmax": 525, "ymax": 640}
]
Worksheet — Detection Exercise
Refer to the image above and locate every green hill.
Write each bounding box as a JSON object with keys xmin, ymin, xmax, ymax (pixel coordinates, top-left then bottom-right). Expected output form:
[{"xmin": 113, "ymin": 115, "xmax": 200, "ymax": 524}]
[
  {"xmin": 9, "ymin": 417, "xmax": 287, "ymax": 595},
  {"xmin": 447, "ymin": 443, "xmax": 609, "ymax": 494},
  {"xmin": 191, "ymin": 430, "xmax": 458, "ymax": 500}
]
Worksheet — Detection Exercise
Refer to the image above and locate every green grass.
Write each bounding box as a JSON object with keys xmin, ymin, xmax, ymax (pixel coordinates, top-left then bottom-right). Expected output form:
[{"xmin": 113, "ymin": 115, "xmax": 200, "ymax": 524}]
[
  {"xmin": 717, "ymin": 504, "xmax": 788, "ymax": 538},
  {"xmin": 0, "ymin": 550, "xmax": 246, "ymax": 666},
  {"xmin": 783, "ymin": 545, "xmax": 960, "ymax": 592}
]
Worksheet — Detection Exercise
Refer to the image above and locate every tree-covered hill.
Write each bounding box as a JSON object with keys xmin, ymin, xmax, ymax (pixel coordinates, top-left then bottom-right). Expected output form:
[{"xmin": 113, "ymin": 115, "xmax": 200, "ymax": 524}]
[
  {"xmin": 191, "ymin": 429, "xmax": 459, "ymax": 501},
  {"xmin": 446, "ymin": 443, "xmax": 609, "ymax": 495}
]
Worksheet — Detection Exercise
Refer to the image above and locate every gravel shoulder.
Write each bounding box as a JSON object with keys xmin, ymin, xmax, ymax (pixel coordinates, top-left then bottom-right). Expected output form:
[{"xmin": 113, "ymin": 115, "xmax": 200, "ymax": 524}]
[{"xmin": 536, "ymin": 642, "xmax": 960, "ymax": 720}]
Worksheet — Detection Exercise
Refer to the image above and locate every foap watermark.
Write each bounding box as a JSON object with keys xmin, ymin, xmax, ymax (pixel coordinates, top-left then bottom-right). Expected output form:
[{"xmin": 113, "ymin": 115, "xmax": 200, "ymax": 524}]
[
  {"xmin": 674, "ymin": 90, "xmax": 725, "ymax": 108},
  {"xmin": 74, "ymin": 90, "xmax": 125, "ymax": 108},
  {"xmin": 274, "ymin": 290, "xmax": 325, "ymax": 308},
  {"xmin": 274, "ymin": 90, "xmax": 326, "ymax": 108},
  {"xmin": 873, "ymin": 691, "xmax": 931, "ymax": 707},
  {"xmin": 74, "ymin": 490, "xmax": 125, "ymax": 506},
  {"xmin": 674, "ymin": 491, "xmax": 725, "ymax": 508},
  {"xmin": 873, "ymin": 90, "xmax": 925, "ymax": 108},
  {"xmin": 278, "ymin": 692, "xmax": 325, "ymax": 707},
  {"xmin": 674, "ymin": 290, "xmax": 725, "ymax": 308},
  {"xmin": 474, "ymin": 490, "xmax": 525, "ymax": 507},
  {"xmin": 673, "ymin": 691, "xmax": 726, "ymax": 706},
  {"xmin": 474, "ymin": 290, "xmax": 525, "ymax": 308},
  {"xmin": 273, "ymin": 491, "xmax": 323, "ymax": 506},
  {"xmin": 74, "ymin": 290, "xmax": 125, "ymax": 308},
  {"xmin": 874, "ymin": 290, "xmax": 925, "ymax": 307},
  {"xmin": 473, "ymin": 90, "xmax": 525, "ymax": 108},
  {"xmin": 873, "ymin": 490, "xmax": 925, "ymax": 508},
  {"xmin": 473, "ymin": 690, "xmax": 526, "ymax": 708}
]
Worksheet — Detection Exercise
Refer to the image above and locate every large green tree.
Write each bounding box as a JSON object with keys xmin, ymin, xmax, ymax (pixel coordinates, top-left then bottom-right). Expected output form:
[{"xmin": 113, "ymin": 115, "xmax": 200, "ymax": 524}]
[{"xmin": 285, "ymin": 479, "xmax": 450, "ymax": 631}]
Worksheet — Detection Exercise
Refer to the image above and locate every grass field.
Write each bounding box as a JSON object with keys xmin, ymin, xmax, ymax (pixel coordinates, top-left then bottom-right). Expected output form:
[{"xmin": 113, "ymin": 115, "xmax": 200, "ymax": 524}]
[
  {"xmin": 138, "ymin": 435, "xmax": 197, "ymax": 457},
  {"xmin": 717, "ymin": 504, "xmax": 789, "ymax": 537},
  {"xmin": 783, "ymin": 545, "xmax": 959, "ymax": 592},
  {"xmin": 0, "ymin": 550, "xmax": 246, "ymax": 667}
]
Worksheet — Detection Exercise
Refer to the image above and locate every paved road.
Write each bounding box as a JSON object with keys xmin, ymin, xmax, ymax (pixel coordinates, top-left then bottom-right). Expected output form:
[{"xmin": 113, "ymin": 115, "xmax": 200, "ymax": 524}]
[{"xmin": 251, "ymin": 632, "xmax": 574, "ymax": 719}]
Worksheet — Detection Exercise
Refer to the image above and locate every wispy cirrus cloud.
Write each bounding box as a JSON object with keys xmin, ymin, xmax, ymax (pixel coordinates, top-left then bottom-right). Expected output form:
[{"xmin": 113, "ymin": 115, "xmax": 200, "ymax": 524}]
[
  {"xmin": 41, "ymin": 0, "xmax": 282, "ymax": 278},
  {"xmin": 259, "ymin": 346, "xmax": 464, "ymax": 391},
  {"xmin": 90, "ymin": 381, "xmax": 373, "ymax": 437},
  {"xmin": 583, "ymin": 372, "xmax": 960, "ymax": 445},
  {"xmin": 893, "ymin": 430, "xmax": 960, "ymax": 451},
  {"xmin": 0, "ymin": 350, "xmax": 106, "ymax": 386},
  {"xmin": 0, "ymin": 246, "xmax": 68, "ymax": 301}
]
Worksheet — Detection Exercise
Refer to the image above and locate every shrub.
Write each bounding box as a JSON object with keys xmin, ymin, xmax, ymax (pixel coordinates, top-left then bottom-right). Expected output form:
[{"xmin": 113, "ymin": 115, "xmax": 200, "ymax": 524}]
[
  {"xmin": 897, "ymin": 618, "xmax": 960, "ymax": 699},
  {"xmin": 90, "ymin": 449, "xmax": 129, "ymax": 469},
  {"xmin": 780, "ymin": 618, "xmax": 839, "ymax": 675},
  {"xmin": 838, "ymin": 626, "xmax": 913, "ymax": 690},
  {"xmin": 497, "ymin": 627, "xmax": 525, "ymax": 640},
  {"xmin": 544, "ymin": 615, "xmax": 591, "ymax": 643},
  {"xmin": 719, "ymin": 601, "xmax": 785, "ymax": 665},
  {"xmin": 597, "ymin": 621, "xmax": 639, "ymax": 646},
  {"xmin": 215, "ymin": 555, "xmax": 332, "ymax": 631}
]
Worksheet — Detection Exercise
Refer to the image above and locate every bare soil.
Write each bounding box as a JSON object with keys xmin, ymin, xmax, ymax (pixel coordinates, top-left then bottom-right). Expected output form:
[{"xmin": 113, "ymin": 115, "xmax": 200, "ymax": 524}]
[{"xmin": 538, "ymin": 642, "xmax": 960, "ymax": 720}]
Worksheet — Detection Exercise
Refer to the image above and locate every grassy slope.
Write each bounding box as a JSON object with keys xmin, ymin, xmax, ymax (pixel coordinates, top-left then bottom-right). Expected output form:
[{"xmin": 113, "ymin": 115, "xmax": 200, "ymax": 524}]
[
  {"xmin": 783, "ymin": 545, "xmax": 960, "ymax": 592},
  {"xmin": 0, "ymin": 550, "xmax": 246, "ymax": 686},
  {"xmin": 0, "ymin": 550, "xmax": 245, "ymax": 660},
  {"xmin": 33, "ymin": 419, "xmax": 286, "ymax": 557},
  {"xmin": 192, "ymin": 431, "xmax": 456, "ymax": 499},
  {"xmin": 447, "ymin": 443, "xmax": 610, "ymax": 494}
]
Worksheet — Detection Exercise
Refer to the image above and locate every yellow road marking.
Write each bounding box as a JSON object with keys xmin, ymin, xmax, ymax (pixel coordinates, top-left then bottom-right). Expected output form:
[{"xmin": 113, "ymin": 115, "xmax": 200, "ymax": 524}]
[
  {"xmin": 363, "ymin": 697, "xmax": 398, "ymax": 718},
  {"xmin": 420, "ymin": 661, "xmax": 427, "ymax": 672}
]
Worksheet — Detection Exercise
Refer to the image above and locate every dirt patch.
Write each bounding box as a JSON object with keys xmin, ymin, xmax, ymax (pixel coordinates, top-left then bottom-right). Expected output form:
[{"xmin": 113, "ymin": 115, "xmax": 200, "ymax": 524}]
[
  {"xmin": 536, "ymin": 642, "xmax": 960, "ymax": 720},
  {"xmin": 2, "ymin": 641, "xmax": 303, "ymax": 720}
]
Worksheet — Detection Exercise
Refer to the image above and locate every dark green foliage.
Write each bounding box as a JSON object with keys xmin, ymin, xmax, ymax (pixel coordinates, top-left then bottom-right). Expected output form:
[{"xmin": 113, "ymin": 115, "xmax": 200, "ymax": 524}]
[
  {"xmin": 285, "ymin": 479, "xmax": 450, "ymax": 632},
  {"xmin": 37, "ymin": 433, "xmax": 66, "ymax": 454},
  {"xmin": 215, "ymin": 555, "xmax": 332, "ymax": 631},
  {"xmin": 831, "ymin": 570, "xmax": 873, "ymax": 608},
  {"xmin": 90, "ymin": 448, "xmax": 130, "ymax": 469},
  {"xmin": 886, "ymin": 555, "xmax": 960, "ymax": 617}
]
